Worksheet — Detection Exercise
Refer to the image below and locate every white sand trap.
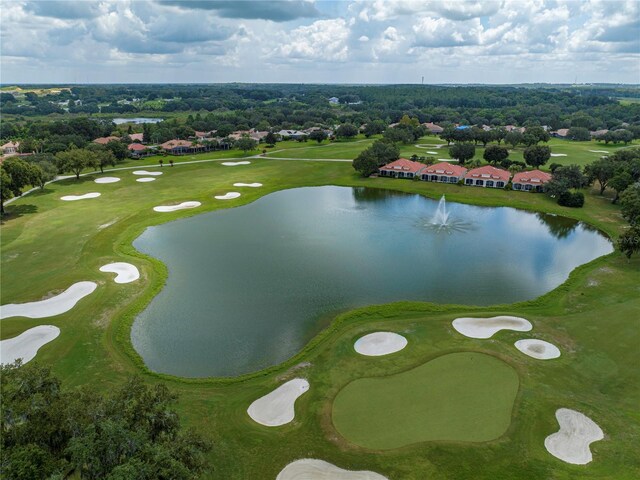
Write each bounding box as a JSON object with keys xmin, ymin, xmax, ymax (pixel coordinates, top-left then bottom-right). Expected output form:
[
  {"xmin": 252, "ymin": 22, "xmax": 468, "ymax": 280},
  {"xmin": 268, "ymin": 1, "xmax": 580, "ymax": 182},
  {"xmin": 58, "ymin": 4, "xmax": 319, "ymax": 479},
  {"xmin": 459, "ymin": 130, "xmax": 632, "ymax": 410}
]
[
  {"xmin": 276, "ymin": 459, "xmax": 388, "ymax": 480},
  {"xmin": 589, "ymin": 150, "xmax": 609, "ymax": 153},
  {"xmin": 215, "ymin": 192, "xmax": 241, "ymax": 200},
  {"xmin": 247, "ymin": 378, "xmax": 309, "ymax": 427},
  {"xmin": 439, "ymin": 158, "xmax": 457, "ymax": 162},
  {"xmin": 60, "ymin": 192, "xmax": 101, "ymax": 201},
  {"xmin": 0, "ymin": 282, "xmax": 97, "ymax": 319},
  {"xmin": 221, "ymin": 161, "xmax": 251, "ymax": 166},
  {"xmin": 153, "ymin": 201, "xmax": 201, "ymax": 212},
  {"xmin": 354, "ymin": 332, "xmax": 407, "ymax": 356},
  {"xmin": 136, "ymin": 177, "xmax": 156, "ymax": 183},
  {"xmin": 452, "ymin": 316, "xmax": 532, "ymax": 339},
  {"xmin": 94, "ymin": 177, "xmax": 120, "ymax": 184},
  {"xmin": 550, "ymin": 153, "xmax": 567, "ymax": 157},
  {"xmin": 1, "ymin": 325, "xmax": 61, "ymax": 365},
  {"xmin": 133, "ymin": 170, "xmax": 163, "ymax": 176},
  {"xmin": 515, "ymin": 339, "xmax": 561, "ymax": 360},
  {"xmin": 233, "ymin": 182, "xmax": 263, "ymax": 187},
  {"xmin": 427, "ymin": 151, "xmax": 438, "ymax": 154},
  {"xmin": 545, "ymin": 408, "xmax": 604, "ymax": 464},
  {"xmin": 100, "ymin": 262, "xmax": 140, "ymax": 284}
]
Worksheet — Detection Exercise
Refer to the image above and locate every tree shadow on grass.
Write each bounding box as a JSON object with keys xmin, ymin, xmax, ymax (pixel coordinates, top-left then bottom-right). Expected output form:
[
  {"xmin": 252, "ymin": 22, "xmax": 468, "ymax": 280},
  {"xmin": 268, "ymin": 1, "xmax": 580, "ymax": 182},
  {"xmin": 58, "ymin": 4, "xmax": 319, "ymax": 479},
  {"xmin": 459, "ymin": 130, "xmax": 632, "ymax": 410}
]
[{"xmin": 1, "ymin": 204, "xmax": 38, "ymax": 223}]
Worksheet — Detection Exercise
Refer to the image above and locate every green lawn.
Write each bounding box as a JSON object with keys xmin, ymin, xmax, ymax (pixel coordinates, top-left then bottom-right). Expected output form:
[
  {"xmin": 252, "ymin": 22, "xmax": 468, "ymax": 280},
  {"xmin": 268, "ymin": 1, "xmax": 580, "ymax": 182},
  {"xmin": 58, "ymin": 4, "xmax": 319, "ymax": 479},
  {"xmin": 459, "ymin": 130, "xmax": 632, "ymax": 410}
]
[
  {"xmin": 332, "ymin": 352, "xmax": 519, "ymax": 449},
  {"xmin": 1, "ymin": 156, "xmax": 639, "ymax": 479}
]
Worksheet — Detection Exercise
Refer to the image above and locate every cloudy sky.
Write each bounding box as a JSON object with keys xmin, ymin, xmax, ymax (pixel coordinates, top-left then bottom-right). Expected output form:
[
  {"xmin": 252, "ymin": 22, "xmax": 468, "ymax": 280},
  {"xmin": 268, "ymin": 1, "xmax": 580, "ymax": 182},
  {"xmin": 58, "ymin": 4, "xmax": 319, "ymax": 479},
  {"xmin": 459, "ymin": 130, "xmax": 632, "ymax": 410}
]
[{"xmin": 1, "ymin": 0, "xmax": 639, "ymax": 84}]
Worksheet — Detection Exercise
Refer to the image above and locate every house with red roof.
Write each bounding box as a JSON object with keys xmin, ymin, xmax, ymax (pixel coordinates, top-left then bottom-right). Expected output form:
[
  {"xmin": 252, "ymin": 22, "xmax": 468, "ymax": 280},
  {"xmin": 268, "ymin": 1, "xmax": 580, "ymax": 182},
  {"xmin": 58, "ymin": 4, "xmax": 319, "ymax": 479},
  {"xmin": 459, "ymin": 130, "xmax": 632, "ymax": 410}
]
[
  {"xmin": 420, "ymin": 162, "xmax": 467, "ymax": 184},
  {"xmin": 379, "ymin": 158, "xmax": 427, "ymax": 179},
  {"xmin": 464, "ymin": 165, "xmax": 510, "ymax": 188},
  {"xmin": 93, "ymin": 136, "xmax": 120, "ymax": 145},
  {"xmin": 422, "ymin": 122, "xmax": 444, "ymax": 134},
  {"xmin": 127, "ymin": 143, "xmax": 152, "ymax": 159},
  {"xmin": 160, "ymin": 139, "xmax": 216, "ymax": 155},
  {"xmin": 128, "ymin": 133, "xmax": 144, "ymax": 143},
  {"xmin": 512, "ymin": 170, "xmax": 551, "ymax": 192},
  {"xmin": 2, "ymin": 141, "xmax": 20, "ymax": 155}
]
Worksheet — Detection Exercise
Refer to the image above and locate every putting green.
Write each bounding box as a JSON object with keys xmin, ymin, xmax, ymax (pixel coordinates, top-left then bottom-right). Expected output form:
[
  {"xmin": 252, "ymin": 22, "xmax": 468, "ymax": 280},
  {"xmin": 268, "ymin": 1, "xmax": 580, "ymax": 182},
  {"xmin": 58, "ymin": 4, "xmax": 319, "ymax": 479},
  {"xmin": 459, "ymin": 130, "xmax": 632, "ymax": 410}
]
[{"xmin": 332, "ymin": 352, "xmax": 519, "ymax": 449}]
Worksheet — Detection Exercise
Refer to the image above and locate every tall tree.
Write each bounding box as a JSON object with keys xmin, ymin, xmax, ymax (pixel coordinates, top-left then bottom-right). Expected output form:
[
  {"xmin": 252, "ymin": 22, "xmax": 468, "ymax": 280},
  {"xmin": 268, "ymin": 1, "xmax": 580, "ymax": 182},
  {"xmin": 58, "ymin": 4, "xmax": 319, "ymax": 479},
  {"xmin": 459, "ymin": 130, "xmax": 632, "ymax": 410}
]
[
  {"xmin": 55, "ymin": 148, "xmax": 99, "ymax": 179},
  {"xmin": 585, "ymin": 157, "xmax": 616, "ymax": 195},
  {"xmin": 483, "ymin": 145, "xmax": 509, "ymax": 165},
  {"xmin": 523, "ymin": 145, "xmax": 551, "ymax": 168},
  {"xmin": 448, "ymin": 143, "xmax": 476, "ymax": 165}
]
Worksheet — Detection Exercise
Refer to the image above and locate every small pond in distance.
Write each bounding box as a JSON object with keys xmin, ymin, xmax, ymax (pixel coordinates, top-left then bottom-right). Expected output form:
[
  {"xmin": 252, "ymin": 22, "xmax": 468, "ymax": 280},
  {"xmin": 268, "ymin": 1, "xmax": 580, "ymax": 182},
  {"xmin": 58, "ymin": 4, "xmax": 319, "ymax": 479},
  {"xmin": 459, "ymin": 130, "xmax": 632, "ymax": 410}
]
[{"xmin": 131, "ymin": 186, "xmax": 612, "ymax": 377}]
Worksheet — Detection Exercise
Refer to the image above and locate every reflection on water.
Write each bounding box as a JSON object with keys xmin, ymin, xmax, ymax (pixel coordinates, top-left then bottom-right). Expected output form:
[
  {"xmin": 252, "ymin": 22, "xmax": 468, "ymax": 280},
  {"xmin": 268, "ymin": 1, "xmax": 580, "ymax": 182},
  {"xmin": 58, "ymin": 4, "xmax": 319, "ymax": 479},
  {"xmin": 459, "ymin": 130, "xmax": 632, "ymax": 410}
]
[{"xmin": 132, "ymin": 186, "xmax": 613, "ymax": 377}]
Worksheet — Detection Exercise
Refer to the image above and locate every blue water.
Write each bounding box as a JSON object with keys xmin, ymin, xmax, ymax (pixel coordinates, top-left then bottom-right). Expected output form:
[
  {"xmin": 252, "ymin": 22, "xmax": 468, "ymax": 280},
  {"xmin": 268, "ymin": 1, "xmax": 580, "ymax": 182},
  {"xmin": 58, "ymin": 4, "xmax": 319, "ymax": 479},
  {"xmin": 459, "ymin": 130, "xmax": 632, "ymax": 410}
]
[{"xmin": 131, "ymin": 186, "xmax": 612, "ymax": 377}]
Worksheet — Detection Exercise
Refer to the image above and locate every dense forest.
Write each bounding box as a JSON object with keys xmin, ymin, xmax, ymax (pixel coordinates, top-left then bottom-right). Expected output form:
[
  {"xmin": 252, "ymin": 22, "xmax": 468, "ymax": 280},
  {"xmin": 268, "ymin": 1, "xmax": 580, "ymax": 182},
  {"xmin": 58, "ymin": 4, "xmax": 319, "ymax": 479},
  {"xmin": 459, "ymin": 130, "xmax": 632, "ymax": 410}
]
[{"xmin": 2, "ymin": 84, "xmax": 640, "ymax": 142}]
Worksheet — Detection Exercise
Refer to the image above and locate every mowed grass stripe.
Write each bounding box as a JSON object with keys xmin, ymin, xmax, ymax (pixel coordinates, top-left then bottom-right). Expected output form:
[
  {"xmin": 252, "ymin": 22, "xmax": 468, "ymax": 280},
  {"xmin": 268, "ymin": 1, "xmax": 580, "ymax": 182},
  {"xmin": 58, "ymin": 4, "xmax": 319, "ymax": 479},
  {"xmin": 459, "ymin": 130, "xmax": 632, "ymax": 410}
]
[{"xmin": 332, "ymin": 352, "xmax": 519, "ymax": 449}]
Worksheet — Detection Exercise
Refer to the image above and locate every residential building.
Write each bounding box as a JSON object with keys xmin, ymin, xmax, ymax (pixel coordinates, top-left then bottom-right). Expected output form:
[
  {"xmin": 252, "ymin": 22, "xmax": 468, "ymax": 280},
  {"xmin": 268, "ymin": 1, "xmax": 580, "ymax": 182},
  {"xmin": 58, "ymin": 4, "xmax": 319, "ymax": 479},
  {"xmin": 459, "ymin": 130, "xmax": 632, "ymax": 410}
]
[
  {"xmin": 128, "ymin": 133, "xmax": 145, "ymax": 142},
  {"xmin": 421, "ymin": 162, "xmax": 467, "ymax": 183},
  {"xmin": 551, "ymin": 128, "xmax": 570, "ymax": 138},
  {"xmin": 276, "ymin": 129, "xmax": 308, "ymax": 140},
  {"xmin": 512, "ymin": 170, "xmax": 551, "ymax": 192},
  {"xmin": 161, "ymin": 139, "xmax": 213, "ymax": 155},
  {"xmin": 464, "ymin": 165, "xmax": 511, "ymax": 188},
  {"xmin": 2, "ymin": 141, "xmax": 20, "ymax": 155},
  {"xmin": 93, "ymin": 136, "xmax": 121, "ymax": 145},
  {"xmin": 423, "ymin": 122, "xmax": 444, "ymax": 134},
  {"xmin": 379, "ymin": 158, "xmax": 427, "ymax": 179},
  {"xmin": 328, "ymin": 97, "xmax": 340, "ymax": 104}
]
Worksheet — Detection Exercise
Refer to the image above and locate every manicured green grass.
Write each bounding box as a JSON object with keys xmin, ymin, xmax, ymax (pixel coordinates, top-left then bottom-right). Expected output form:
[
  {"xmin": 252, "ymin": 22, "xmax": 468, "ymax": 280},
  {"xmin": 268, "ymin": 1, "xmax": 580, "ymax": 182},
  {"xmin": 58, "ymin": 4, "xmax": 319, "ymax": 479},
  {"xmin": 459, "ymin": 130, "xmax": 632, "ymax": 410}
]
[
  {"xmin": 332, "ymin": 352, "xmax": 519, "ymax": 449},
  {"xmin": 1, "ymin": 155, "xmax": 639, "ymax": 479}
]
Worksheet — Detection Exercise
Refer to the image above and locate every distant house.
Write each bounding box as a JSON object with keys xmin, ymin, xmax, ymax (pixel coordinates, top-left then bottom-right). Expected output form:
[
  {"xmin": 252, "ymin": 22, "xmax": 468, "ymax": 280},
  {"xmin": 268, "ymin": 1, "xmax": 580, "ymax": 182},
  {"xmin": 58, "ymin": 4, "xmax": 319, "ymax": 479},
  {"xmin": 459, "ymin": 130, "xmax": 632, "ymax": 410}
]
[
  {"xmin": 455, "ymin": 125, "xmax": 471, "ymax": 130},
  {"xmin": 276, "ymin": 129, "xmax": 308, "ymax": 140},
  {"xmin": 464, "ymin": 165, "xmax": 510, "ymax": 188},
  {"xmin": 2, "ymin": 141, "xmax": 20, "ymax": 155},
  {"xmin": 128, "ymin": 133, "xmax": 144, "ymax": 143},
  {"xmin": 328, "ymin": 97, "xmax": 340, "ymax": 104},
  {"xmin": 127, "ymin": 143, "xmax": 151, "ymax": 158},
  {"xmin": 551, "ymin": 128, "xmax": 570, "ymax": 138},
  {"xmin": 420, "ymin": 162, "xmax": 467, "ymax": 183},
  {"xmin": 591, "ymin": 129, "xmax": 609, "ymax": 138},
  {"xmin": 423, "ymin": 122, "xmax": 444, "ymax": 134},
  {"xmin": 512, "ymin": 170, "xmax": 551, "ymax": 192},
  {"xmin": 161, "ymin": 139, "xmax": 212, "ymax": 155},
  {"xmin": 379, "ymin": 158, "xmax": 427, "ymax": 179},
  {"xmin": 504, "ymin": 125, "xmax": 525, "ymax": 133},
  {"xmin": 93, "ymin": 136, "xmax": 121, "ymax": 145}
]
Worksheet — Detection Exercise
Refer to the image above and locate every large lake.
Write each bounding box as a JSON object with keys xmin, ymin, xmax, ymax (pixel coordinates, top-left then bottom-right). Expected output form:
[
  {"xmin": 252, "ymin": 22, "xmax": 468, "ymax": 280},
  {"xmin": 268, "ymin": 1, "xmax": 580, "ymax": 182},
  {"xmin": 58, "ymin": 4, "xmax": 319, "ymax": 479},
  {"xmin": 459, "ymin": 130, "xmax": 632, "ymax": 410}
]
[{"xmin": 132, "ymin": 186, "xmax": 612, "ymax": 377}]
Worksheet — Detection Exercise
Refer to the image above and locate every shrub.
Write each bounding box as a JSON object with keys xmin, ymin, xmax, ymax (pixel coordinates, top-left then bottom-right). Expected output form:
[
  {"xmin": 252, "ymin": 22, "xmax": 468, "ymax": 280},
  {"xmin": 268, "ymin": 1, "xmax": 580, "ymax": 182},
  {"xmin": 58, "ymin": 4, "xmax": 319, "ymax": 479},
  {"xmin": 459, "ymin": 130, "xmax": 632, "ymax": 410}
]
[{"xmin": 558, "ymin": 191, "xmax": 585, "ymax": 208}]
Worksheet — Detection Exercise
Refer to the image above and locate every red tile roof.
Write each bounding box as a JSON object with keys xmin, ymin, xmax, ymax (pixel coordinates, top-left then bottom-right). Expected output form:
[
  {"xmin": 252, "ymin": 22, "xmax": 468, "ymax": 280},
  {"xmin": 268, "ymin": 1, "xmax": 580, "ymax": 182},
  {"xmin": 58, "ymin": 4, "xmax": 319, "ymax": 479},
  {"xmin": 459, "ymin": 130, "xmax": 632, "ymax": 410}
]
[
  {"xmin": 465, "ymin": 165, "xmax": 511, "ymax": 182},
  {"xmin": 423, "ymin": 122, "xmax": 444, "ymax": 133},
  {"xmin": 423, "ymin": 162, "xmax": 467, "ymax": 177},
  {"xmin": 379, "ymin": 158, "xmax": 427, "ymax": 174},
  {"xmin": 161, "ymin": 139, "xmax": 193, "ymax": 149},
  {"xmin": 129, "ymin": 133, "xmax": 144, "ymax": 142},
  {"xmin": 128, "ymin": 143, "xmax": 146, "ymax": 151},
  {"xmin": 512, "ymin": 170, "xmax": 552, "ymax": 185},
  {"xmin": 93, "ymin": 136, "xmax": 120, "ymax": 145}
]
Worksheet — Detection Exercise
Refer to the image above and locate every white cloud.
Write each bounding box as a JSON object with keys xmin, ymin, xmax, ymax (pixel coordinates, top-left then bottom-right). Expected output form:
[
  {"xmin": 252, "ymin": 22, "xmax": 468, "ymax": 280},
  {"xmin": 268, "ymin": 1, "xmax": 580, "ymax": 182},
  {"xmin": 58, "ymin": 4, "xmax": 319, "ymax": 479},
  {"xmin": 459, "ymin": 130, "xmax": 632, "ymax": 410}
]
[{"xmin": 272, "ymin": 18, "xmax": 349, "ymax": 61}]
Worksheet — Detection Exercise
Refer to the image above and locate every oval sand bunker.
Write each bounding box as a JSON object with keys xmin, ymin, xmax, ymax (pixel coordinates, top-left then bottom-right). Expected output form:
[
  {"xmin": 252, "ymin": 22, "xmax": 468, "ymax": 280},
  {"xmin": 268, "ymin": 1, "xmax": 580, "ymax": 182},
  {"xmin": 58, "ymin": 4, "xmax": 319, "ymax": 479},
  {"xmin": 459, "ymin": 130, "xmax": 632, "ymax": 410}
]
[
  {"xmin": 214, "ymin": 192, "xmax": 241, "ymax": 200},
  {"xmin": 545, "ymin": 408, "xmax": 604, "ymax": 464},
  {"xmin": 233, "ymin": 183, "xmax": 262, "ymax": 187},
  {"xmin": 276, "ymin": 459, "xmax": 388, "ymax": 480},
  {"xmin": 133, "ymin": 170, "xmax": 163, "ymax": 176},
  {"xmin": 100, "ymin": 262, "xmax": 140, "ymax": 284},
  {"xmin": 247, "ymin": 378, "xmax": 309, "ymax": 426},
  {"xmin": 354, "ymin": 332, "xmax": 407, "ymax": 356},
  {"xmin": 452, "ymin": 315, "xmax": 532, "ymax": 339},
  {"xmin": 136, "ymin": 177, "xmax": 156, "ymax": 183},
  {"xmin": 1, "ymin": 325, "xmax": 61, "ymax": 365},
  {"xmin": 515, "ymin": 339, "xmax": 560, "ymax": 359},
  {"xmin": 221, "ymin": 161, "xmax": 250, "ymax": 166},
  {"xmin": 94, "ymin": 177, "xmax": 120, "ymax": 184},
  {"xmin": 60, "ymin": 192, "xmax": 101, "ymax": 201},
  {"xmin": 153, "ymin": 201, "xmax": 201, "ymax": 212},
  {"xmin": 1, "ymin": 281, "xmax": 97, "ymax": 319}
]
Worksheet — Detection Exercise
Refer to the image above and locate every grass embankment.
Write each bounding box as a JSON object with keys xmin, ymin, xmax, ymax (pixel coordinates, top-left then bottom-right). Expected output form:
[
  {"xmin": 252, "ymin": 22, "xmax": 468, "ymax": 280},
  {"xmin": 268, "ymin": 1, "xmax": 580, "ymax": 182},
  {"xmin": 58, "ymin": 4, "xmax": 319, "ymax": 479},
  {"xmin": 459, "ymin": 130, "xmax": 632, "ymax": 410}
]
[{"xmin": 1, "ymin": 156, "xmax": 639, "ymax": 479}]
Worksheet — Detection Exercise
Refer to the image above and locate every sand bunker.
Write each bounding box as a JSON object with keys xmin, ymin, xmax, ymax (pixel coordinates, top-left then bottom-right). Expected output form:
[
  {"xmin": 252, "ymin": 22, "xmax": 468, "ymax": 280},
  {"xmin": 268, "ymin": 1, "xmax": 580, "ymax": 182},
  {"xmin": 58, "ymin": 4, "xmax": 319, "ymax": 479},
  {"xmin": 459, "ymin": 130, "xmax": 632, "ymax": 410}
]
[
  {"xmin": 515, "ymin": 339, "xmax": 561, "ymax": 360},
  {"xmin": 60, "ymin": 192, "xmax": 101, "ymax": 201},
  {"xmin": 94, "ymin": 177, "xmax": 120, "ymax": 184},
  {"xmin": 427, "ymin": 151, "xmax": 438, "ymax": 154},
  {"xmin": 247, "ymin": 378, "xmax": 309, "ymax": 426},
  {"xmin": 153, "ymin": 201, "xmax": 201, "ymax": 212},
  {"xmin": 545, "ymin": 408, "xmax": 604, "ymax": 464},
  {"xmin": 276, "ymin": 459, "xmax": 388, "ymax": 480},
  {"xmin": 440, "ymin": 158, "xmax": 457, "ymax": 162},
  {"xmin": 0, "ymin": 281, "xmax": 97, "ymax": 319},
  {"xmin": 354, "ymin": 332, "xmax": 407, "ymax": 356},
  {"xmin": 550, "ymin": 153, "xmax": 567, "ymax": 157},
  {"xmin": 221, "ymin": 161, "xmax": 251, "ymax": 166},
  {"xmin": 214, "ymin": 192, "xmax": 241, "ymax": 200},
  {"xmin": 233, "ymin": 183, "xmax": 263, "ymax": 187},
  {"xmin": 452, "ymin": 316, "xmax": 533, "ymax": 339},
  {"xmin": 136, "ymin": 177, "xmax": 156, "ymax": 183},
  {"xmin": 100, "ymin": 262, "xmax": 140, "ymax": 284},
  {"xmin": 0, "ymin": 325, "xmax": 61, "ymax": 365},
  {"xmin": 588, "ymin": 150, "xmax": 609, "ymax": 153},
  {"xmin": 133, "ymin": 170, "xmax": 163, "ymax": 176}
]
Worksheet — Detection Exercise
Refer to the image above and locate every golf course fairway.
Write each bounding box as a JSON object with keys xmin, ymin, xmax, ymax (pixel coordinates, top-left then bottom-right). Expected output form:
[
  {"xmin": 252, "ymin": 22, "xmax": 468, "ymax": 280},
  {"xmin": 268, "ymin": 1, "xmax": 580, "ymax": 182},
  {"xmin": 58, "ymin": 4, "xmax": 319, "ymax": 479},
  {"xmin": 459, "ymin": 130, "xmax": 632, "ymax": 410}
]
[{"xmin": 332, "ymin": 352, "xmax": 519, "ymax": 449}]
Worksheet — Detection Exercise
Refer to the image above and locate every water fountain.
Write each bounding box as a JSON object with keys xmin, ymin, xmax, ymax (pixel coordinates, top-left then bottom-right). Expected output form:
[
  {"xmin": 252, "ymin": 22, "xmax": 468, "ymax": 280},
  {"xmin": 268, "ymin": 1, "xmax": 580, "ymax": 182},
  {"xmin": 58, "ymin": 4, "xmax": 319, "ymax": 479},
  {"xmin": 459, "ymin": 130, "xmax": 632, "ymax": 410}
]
[
  {"xmin": 432, "ymin": 195, "xmax": 450, "ymax": 227},
  {"xmin": 426, "ymin": 195, "xmax": 473, "ymax": 233}
]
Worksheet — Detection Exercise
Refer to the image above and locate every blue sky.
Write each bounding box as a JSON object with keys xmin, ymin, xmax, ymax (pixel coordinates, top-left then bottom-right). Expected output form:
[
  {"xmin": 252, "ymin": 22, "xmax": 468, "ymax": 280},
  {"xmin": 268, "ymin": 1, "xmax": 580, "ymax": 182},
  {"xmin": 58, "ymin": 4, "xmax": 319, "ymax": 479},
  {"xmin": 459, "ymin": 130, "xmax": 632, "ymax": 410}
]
[{"xmin": 1, "ymin": 0, "xmax": 639, "ymax": 84}]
